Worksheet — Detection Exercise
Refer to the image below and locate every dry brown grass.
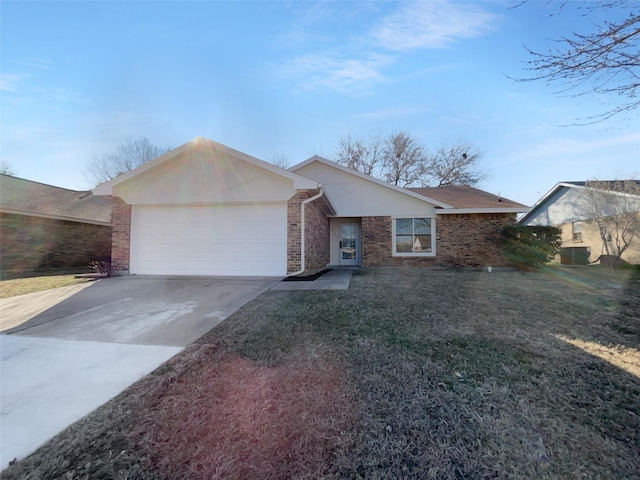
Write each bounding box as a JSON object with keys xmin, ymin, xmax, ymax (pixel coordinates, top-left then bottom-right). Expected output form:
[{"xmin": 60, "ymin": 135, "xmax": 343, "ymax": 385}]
[
  {"xmin": 2, "ymin": 265, "xmax": 639, "ymax": 479},
  {"xmin": 0, "ymin": 275, "xmax": 89, "ymax": 299}
]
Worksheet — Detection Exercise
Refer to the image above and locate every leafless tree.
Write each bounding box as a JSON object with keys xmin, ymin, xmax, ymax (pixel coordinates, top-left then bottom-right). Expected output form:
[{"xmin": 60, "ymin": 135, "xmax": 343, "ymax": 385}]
[
  {"xmin": 0, "ymin": 161, "xmax": 16, "ymax": 176},
  {"xmin": 334, "ymin": 131, "xmax": 486, "ymax": 187},
  {"xmin": 334, "ymin": 132, "xmax": 383, "ymax": 176},
  {"xmin": 516, "ymin": 1, "xmax": 640, "ymax": 123},
  {"xmin": 84, "ymin": 137, "xmax": 172, "ymax": 186},
  {"xmin": 582, "ymin": 179, "xmax": 640, "ymax": 265},
  {"xmin": 424, "ymin": 141, "xmax": 487, "ymax": 187},
  {"xmin": 382, "ymin": 132, "xmax": 428, "ymax": 187},
  {"xmin": 270, "ymin": 153, "xmax": 291, "ymax": 169}
]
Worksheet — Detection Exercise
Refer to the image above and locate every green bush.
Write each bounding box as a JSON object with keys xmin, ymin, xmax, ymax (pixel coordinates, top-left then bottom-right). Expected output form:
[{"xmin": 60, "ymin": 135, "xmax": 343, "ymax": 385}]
[{"xmin": 500, "ymin": 225, "xmax": 562, "ymax": 270}]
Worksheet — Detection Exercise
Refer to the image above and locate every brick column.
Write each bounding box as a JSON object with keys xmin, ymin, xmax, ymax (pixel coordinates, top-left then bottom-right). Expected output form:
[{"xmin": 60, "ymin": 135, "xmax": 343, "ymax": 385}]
[{"xmin": 111, "ymin": 196, "xmax": 131, "ymax": 275}]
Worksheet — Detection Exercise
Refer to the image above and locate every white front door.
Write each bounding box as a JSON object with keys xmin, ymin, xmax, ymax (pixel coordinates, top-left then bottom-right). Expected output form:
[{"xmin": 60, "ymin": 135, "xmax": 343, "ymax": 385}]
[{"xmin": 339, "ymin": 223, "xmax": 359, "ymax": 266}]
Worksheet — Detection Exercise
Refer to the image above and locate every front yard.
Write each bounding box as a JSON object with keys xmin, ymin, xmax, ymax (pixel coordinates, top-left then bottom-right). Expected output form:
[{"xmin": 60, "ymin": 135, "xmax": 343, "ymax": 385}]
[{"xmin": 3, "ymin": 266, "xmax": 639, "ymax": 479}]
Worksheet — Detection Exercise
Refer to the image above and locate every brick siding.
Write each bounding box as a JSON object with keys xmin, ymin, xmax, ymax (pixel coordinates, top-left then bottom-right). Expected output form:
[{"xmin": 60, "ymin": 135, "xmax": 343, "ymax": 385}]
[
  {"xmin": 111, "ymin": 196, "xmax": 132, "ymax": 275},
  {"xmin": 304, "ymin": 195, "xmax": 330, "ymax": 272},
  {"xmin": 362, "ymin": 213, "xmax": 517, "ymax": 267},
  {"xmin": 287, "ymin": 192, "xmax": 330, "ymax": 274},
  {"xmin": 0, "ymin": 212, "xmax": 112, "ymax": 275}
]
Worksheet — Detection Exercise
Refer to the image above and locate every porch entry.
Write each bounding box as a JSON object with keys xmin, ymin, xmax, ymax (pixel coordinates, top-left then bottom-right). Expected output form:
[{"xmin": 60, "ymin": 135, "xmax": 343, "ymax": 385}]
[{"xmin": 330, "ymin": 218, "xmax": 361, "ymax": 266}]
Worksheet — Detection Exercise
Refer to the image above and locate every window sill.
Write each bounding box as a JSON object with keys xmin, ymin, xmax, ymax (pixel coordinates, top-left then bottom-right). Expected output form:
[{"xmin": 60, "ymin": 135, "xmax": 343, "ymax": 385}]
[{"xmin": 392, "ymin": 252, "xmax": 436, "ymax": 257}]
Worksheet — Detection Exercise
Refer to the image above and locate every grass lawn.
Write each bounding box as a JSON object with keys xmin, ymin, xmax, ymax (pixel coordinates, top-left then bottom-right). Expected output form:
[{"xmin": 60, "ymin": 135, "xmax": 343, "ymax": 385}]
[
  {"xmin": 0, "ymin": 275, "xmax": 90, "ymax": 299},
  {"xmin": 3, "ymin": 266, "xmax": 639, "ymax": 479}
]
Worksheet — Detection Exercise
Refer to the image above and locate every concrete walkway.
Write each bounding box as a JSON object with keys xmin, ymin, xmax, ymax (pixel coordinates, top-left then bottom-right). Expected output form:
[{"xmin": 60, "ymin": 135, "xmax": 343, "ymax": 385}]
[
  {"xmin": 0, "ymin": 276, "xmax": 279, "ymax": 469},
  {"xmin": 270, "ymin": 268, "xmax": 354, "ymax": 291}
]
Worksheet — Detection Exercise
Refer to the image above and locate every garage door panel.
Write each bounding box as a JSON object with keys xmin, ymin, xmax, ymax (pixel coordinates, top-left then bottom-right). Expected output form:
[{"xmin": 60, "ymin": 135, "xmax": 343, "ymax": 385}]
[{"xmin": 132, "ymin": 204, "xmax": 286, "ymax": 276}]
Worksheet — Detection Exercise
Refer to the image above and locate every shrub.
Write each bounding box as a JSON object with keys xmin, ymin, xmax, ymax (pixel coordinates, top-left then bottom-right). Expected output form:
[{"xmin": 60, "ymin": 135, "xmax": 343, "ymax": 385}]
[{"xmin": 500, "ymin": 225, "xmax": 562, "ymax": 270}]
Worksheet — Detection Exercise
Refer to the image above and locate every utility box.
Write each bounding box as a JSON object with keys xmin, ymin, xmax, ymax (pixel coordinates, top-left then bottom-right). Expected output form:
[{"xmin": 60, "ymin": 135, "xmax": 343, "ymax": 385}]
[{"xmin": 560, "ymin": 247, "xmax": 591, "ymax": 265}]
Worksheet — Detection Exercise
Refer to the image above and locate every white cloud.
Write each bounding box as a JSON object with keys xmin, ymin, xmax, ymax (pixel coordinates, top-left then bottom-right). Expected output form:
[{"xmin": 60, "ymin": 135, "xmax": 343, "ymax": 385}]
[
  {"xmin": 0, "ymin": 73, "xmax": 29, "ymax": 92},
  {"xmin": 281, "ymin": 52, "xmax": 393, "ymax": 95},
  {"xmin": 371, "ymin": 1, "xmax": 497, "ymax": 51}
]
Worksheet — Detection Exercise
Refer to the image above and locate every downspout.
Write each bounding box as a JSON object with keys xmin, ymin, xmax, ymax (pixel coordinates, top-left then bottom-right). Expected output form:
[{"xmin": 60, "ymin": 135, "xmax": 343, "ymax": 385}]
[{"xmin": 288, "ymin": 187, "xmax": 324, "ymax": 277}]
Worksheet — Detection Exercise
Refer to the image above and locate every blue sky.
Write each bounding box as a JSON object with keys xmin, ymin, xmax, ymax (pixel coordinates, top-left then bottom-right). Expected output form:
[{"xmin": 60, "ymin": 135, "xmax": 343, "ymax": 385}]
[{"xmin": 1, "ymin": 1, "xmax": 638, "ymax": 206}]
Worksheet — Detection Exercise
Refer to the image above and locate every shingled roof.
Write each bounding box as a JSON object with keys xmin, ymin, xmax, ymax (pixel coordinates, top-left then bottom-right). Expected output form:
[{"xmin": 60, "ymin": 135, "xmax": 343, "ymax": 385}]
[
  {"xmin": 408, "ymin": 185, "xmax": 527, "ymax": 211},
  {"xmin": 0, "ymin": 174, "xmax": 112, "ymax": 225}
]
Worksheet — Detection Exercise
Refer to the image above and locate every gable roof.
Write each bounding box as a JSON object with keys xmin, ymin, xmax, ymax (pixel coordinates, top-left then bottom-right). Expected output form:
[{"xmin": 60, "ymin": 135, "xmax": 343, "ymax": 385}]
[
  {"xmin": 519, "ymin": 180, "xmax": 640, "ymax": 225},
  {"xmin": 93, "ymin": 137, "xmax": 319, "ymax": 195},
  {"xmin": 290, "ymin": 156, "xmax": 454, "ymax": 209},
  {"xmin": 408, "ymin": 186, "xmax": 528, "ymax": 213},
  {"xmin": 0, "ymin": 174, "xmax": 112, "ymax": 225}
]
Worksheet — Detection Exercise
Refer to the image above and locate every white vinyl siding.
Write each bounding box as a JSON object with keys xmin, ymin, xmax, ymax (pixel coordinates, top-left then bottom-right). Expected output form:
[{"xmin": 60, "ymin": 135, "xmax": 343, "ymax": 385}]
[{"xmin": 131, "ymin": 204, "xmax": 287, "ymax": 276}]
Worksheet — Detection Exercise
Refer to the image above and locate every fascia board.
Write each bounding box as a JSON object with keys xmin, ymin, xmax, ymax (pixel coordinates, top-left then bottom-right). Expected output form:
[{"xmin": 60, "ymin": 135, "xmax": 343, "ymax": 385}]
[
  {"xmin": 437, "ymin": 207, "xmax": 529, "ymax": 215},
  {"xmin": 93, "ymin": 137, "xmax": 318, "ymax": 196},
  {"xmin": 0, "ymin": 208, "xmax": 112, "ymax": 226}
]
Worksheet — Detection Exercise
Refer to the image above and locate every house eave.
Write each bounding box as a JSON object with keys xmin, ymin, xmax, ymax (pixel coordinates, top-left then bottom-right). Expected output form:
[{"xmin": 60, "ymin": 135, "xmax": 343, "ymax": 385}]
[
  {"xmin": 290, "ymin": 156, "xmax": 454, "ymax": 209},
  {"xmin": 0, "ymin": 208, "xmax": 113, "ymax": 226},
  {"xmin": 93, "ymin": 137, "xmax": 319, "ymax": 196},
  {"xmin": 437, "ymin": 208, "xmax": 528, "ymax": 215}
]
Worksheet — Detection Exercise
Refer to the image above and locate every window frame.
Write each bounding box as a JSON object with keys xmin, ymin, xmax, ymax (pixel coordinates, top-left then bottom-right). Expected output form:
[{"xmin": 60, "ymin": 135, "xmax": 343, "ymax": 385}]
[
  {"xmin": 572, "ymin": 221, "xmax": 583, "ymax": 242},
  {"xmin": 391, "ymin": 216, "xmax": 436, "ymax": 257}
]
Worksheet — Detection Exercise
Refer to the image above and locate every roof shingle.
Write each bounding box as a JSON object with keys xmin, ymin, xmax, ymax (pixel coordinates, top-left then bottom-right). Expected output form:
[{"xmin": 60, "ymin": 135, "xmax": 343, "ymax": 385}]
[
  {"xmin": 0, "ymin": 175, "xmax": 112, "ymax": 224},
  {"xmin": 408, "ymin": 185, "xmax": 527, "ymax": 210}
]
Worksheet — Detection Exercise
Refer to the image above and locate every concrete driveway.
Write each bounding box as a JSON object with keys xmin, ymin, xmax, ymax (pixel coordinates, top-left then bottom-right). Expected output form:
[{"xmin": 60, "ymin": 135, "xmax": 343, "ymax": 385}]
[{"xmin": 0, "ymin": 275, "xmax": 279, "ymax": 470}]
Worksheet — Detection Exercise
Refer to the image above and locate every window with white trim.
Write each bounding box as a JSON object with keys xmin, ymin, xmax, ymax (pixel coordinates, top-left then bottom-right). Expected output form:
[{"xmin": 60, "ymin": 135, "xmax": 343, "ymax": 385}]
[
  {"xmin": 392, "ymin": 217, "xmax": 436, "ymax": 256},
  {"xmin": 572, "ymin": 221, "xmax": 582, "ymax": 242}
]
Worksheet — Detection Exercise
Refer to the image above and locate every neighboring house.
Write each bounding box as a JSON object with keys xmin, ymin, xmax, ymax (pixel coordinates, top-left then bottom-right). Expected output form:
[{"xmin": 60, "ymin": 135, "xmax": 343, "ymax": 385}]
[
  {"xmin": 519, "ymin": 181, "xmax": 640, "ymax": 265},
  {"xmin": 0, "ymin": 174, "xmax": 113, "ymax": 275},
  {"xmin": 92, "ymin": 137, "xmax": 528, "ymax": 277}
]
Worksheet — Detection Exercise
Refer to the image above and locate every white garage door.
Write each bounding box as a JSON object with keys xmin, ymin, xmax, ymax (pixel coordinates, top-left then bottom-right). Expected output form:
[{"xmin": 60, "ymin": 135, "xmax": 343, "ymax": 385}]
[{"xmin": 131, "ymin": 204, "xmax": 287, "ymax": 276}]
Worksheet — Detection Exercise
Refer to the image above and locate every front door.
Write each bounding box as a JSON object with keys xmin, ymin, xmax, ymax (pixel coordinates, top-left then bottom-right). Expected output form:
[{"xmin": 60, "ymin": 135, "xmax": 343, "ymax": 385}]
[{"xmin": 339, "ymin": 223, "xmax": 359, "ymax": 266}]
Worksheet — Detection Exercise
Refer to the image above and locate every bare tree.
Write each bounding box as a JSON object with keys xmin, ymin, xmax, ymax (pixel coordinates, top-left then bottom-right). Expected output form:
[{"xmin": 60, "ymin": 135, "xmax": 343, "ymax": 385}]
[
  {"xmin": 84, "ymin": 137, "xmax": 172, "ymax": 186},
  {"xmin": 424, "ymin": 141, "xmax": 487, "ymax": 187},
  {"xmin": 0, "ymin": 161, "xmax": 16, "ymax": 176},
  {"xmin": 516, "ymin": 1, "xmax": 640, "ymax": 123},
  {"xmin": 334, "ymin": 131, "xmax": 486, "ymax": 187},
  {"xmin": 382, "ymin": 132, "xmax": 428, "ymax": 187},
  {"xmin": 334, "ymin": 132, "xmax": 383, "ymax": 176},
  {"xmin": 270, "ymin": 153, "xmax": 291, "ymax": 169},
  {"xmin": 582, "ymin": 179, "xmax": 640, "ymax": 265}
]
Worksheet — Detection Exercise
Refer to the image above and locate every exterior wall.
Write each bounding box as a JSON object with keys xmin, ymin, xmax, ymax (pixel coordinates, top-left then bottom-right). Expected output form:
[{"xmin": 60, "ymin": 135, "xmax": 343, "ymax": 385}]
[
  {"xmin": 111, "ymin": 197, "xmax": 132, "ymax": 274},
  {"xmin": 293, "ymin": 161, "xmax": 438, "ymax": 217},
  {"xmin": 0, "ymin": 212, "xmax": 111, "ymax": 275},
  {"xmin": 287, "ymin": 192, "xmax": 330, "ymax": 274},
  {"xmin": 304, "ymin": 196, "xmax": 330, "ymax": 272},
  {"xmin": 559, "ymin": 216, "xmax": 640, "ymax": 265},
  {"xmin": 362, "ymin": 213, "xmax": 517, "ymax": 267}
]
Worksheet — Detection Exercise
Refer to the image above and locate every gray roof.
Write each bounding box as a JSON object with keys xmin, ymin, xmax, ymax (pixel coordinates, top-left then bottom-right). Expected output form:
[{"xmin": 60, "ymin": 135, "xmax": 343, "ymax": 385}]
[{"xmin": 0, "ymin": 174, "xmax": 112, "ymax": 225}]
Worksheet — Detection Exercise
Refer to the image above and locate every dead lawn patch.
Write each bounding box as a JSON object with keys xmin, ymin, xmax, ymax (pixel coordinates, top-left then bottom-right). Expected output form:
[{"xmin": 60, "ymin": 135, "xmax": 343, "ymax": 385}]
[{"xmin": 3, "ymin": 265, "xmax": 639, "ymax": 479}]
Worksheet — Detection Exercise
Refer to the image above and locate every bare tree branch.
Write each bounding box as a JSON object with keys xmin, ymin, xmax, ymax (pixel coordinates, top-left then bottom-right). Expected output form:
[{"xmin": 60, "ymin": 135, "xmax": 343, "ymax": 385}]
[
  {"xmin": 515, "ymin": 1, "xmax": 640, "ymax": 123},
  {"xmin": 424, "ymin": 142, "xmax": 487, "ymax": 187},
  {"xmin": 84, "ymin": 137, "xmax": 173, "ymax": 186},
  {"xmin": 581, "ymin": 179, "xmax": 640, "ymax": 263}
]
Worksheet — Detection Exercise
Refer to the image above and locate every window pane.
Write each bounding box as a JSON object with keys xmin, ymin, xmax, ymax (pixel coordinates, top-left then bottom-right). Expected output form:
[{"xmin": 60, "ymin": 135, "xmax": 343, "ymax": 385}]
[
  {"xmin": 396, "ymin": 235, "xmax": 413, "ymax": 253},
  {"xmin": 414, "ymin": 235, "xmax": 431, "ymax": 252},
  {"xmin": 414, "ymin": 218, "xmax": 431, "ymax": 235},
  {"xmin": 396, "ymin": 218, "xmax": 412, "ymax": 235}
]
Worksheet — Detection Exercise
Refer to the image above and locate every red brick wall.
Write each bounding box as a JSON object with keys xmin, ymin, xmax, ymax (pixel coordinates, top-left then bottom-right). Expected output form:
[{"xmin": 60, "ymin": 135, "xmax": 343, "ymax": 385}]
[
  {"xmin": 111, "ymin": 197, "xmax": 132, "ymax": 274},
  {"xmin": 287, "ymin": 194, "xmax": 303, "ymax": 273},
  {"xmin": 304, "ymin": 196, "xmax": 330, "ymax": 272},
  {"xmin": 0, "ymin": 212, "xmax": 112, "ymax": 275},
  {"xmin": 287, "ymin": 192, "xmax": 330, "ymax": 274},
  {"xmin": 362, "ymin": 213, "xmax": 517, "ymax": 267}
]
